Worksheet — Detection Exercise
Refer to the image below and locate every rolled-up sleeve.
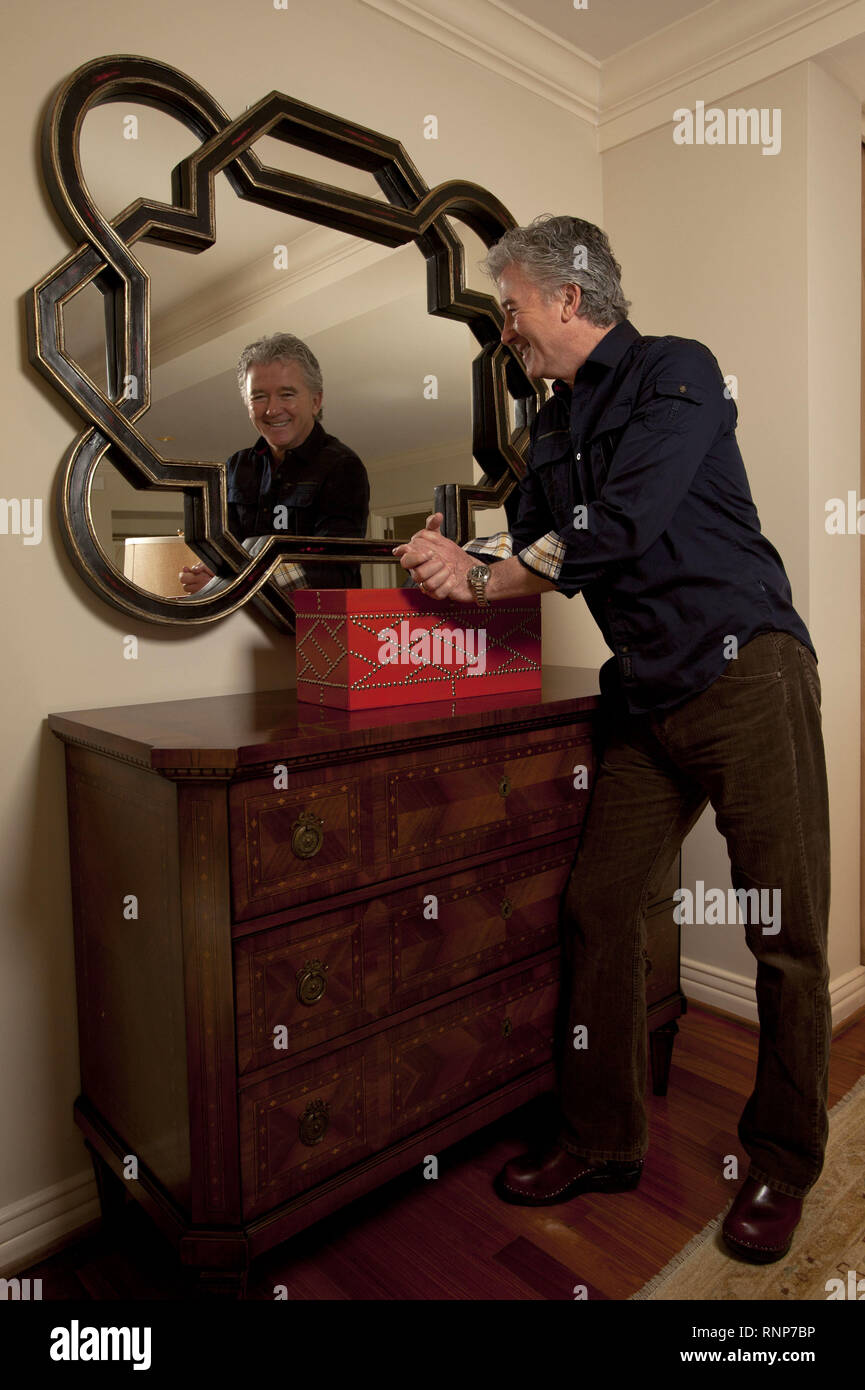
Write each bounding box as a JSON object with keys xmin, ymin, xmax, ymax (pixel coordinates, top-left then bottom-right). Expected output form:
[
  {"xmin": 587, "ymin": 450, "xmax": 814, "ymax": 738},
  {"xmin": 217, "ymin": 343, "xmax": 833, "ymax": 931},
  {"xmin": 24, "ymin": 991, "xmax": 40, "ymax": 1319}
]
[{"xmin": 515, "ymin": 344, "xmax": 728, "ymax": 594}]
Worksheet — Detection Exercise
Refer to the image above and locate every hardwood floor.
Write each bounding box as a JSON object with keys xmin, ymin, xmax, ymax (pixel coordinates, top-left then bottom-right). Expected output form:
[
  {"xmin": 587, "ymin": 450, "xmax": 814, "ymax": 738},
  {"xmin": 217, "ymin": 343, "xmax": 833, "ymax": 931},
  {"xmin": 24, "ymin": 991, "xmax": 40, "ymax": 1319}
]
[{"xmin": 13, "ymin": 1003, "xmax": 865, "ymax": 1301}]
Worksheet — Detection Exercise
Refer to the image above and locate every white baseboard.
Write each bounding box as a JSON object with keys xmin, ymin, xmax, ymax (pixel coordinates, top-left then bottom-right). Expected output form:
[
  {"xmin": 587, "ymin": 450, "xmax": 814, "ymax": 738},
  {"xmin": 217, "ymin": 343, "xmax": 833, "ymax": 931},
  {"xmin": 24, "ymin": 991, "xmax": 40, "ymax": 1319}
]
[
  {"xmin": 681, "ymin": 956, "xmax": 760, "ymax": 1022},
  {"xmin": 682, "ymin": 959, "xmax": 865, "ymax": 1030},
  {"xmin": 0, "ymin": 1169, "xmax": 98, "ymax": 1278}
]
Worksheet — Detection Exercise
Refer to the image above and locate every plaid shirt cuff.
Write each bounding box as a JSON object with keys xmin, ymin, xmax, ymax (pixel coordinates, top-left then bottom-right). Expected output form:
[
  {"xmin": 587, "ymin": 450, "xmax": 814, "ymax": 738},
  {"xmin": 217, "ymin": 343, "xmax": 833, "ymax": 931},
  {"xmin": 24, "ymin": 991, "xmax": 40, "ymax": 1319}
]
[
  {"xmin": 242, "ymin": 534, "xmax": 307, "ymax": 590},
  {"xmin": 463, "ymin": 532, "xmax": 514, "ymax": 561},
  {"xmin": 191, "ymin": 536, "xmax": 307, "ymax": 596},
  {"xmin": 272, "ymin": 561, "xmax": 307, "ymax": 590},
  {"xmin": 518, "ymin": 530, "xmax": 565, "ymax": 581}
]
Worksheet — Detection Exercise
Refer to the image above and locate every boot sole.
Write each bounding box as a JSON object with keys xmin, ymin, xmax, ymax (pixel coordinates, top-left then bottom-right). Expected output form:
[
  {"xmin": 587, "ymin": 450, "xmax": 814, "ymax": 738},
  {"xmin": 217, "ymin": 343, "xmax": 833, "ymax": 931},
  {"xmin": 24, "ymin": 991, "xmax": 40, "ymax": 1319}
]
[
  {"xmin": 493, "ymin": 1166, "xmax": 643, "ymax": 1207},
  {"xmin": 721, "ymin": 1229, "xmax": 794, "ymax": 1264}
]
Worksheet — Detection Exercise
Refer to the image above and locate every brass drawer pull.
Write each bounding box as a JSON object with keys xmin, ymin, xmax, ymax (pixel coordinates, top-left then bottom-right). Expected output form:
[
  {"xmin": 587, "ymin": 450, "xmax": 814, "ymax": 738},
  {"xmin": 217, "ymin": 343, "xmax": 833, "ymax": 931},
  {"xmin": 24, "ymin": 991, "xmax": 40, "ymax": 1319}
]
[
  {"xmin": 291, "ymin": 810, "xmax": 324, "ymax": 859},
  {"xmin": 298, "ymin": 1098, "xmax": 329, "ymax": 1146},
  {"xmin": 498, "ymin": 775, "xmax": 511, "ymax": 797},
  {"xmin": 500, "ymin": 897, "xmax": 513, "ymax": 919},
  {"xmin": 296, "ymin": 959, "xmax": 329, "ymax": 1006},
  {"xmin": 502, "ymin": 1016, "xmax": 512, "ymax": 1038}
]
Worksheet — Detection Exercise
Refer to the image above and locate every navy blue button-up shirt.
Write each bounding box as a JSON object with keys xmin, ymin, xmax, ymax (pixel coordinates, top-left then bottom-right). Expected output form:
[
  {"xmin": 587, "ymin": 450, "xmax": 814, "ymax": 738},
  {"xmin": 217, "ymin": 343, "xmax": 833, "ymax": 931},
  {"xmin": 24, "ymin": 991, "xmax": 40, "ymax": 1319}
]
[
  {"xmin": 509, "ymin": 319, "xmax": 815, "ymax": 714},
  {"xmin": 225, "ymin": 420, "xmax": 369, "ymax": 590}
]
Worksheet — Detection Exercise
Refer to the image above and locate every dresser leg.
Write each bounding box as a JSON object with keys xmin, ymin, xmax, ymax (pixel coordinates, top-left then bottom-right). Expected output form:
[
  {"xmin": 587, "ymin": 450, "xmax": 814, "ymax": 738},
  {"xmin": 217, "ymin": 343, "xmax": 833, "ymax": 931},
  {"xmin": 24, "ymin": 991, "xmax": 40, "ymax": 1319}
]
[
  {"xmin": 649, "ymin": 1021, "xmax": 679, "ymax": 1096},
  {"xmin": 86, "ymin": 1143, "xmax": 129, "ymax": 1232}
]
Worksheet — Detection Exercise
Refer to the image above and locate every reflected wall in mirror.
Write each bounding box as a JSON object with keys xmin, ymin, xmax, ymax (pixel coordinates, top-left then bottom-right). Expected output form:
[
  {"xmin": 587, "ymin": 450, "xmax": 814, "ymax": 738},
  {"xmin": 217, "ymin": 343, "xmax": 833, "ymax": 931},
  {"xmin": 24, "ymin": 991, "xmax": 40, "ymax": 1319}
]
[{"xmin": 29, "ymin": 56, "xmax": 542, "ymax": 630}]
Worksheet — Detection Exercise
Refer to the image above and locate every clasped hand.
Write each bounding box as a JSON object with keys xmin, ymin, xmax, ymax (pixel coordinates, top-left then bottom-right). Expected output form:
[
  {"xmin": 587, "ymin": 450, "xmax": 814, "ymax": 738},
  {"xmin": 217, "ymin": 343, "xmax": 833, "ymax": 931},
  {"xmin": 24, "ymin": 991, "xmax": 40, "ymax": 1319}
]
[
  {"xmin": 392, "ymin": 513, "xmax": 474, "ymax": 603},
  {"xmin": 178, "ymin": 563, "xmax": 214, "ymax": 595}
]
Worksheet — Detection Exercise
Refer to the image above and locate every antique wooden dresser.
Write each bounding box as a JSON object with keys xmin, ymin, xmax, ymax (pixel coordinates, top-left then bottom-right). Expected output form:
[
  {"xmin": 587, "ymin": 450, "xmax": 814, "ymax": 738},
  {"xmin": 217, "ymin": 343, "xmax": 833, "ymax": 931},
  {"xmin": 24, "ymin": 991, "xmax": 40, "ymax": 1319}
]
[{"xmin": 47, "ymin": 666, "xmax": 683, "ymax": 1295}]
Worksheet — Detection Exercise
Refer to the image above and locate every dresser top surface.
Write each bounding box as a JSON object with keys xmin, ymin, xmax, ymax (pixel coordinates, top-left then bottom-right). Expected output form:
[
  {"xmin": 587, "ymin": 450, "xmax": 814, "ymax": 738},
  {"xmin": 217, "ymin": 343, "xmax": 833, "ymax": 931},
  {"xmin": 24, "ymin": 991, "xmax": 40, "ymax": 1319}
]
[{"xmin": 47, "ymin": 665, "xmax": 601, "ymax": 772}]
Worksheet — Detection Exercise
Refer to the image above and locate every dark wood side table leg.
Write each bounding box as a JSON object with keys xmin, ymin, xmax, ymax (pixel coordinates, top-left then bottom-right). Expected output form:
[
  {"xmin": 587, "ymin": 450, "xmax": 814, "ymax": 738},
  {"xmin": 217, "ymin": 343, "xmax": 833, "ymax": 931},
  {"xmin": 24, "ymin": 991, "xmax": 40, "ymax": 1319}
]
[
  {"xmin": 86, "ymin": 1142, "xmax": 129, "ymax": 1233},
  {"xmin": 649, "ymin": 1021, "xmax": 679, "ymax": 1096}
]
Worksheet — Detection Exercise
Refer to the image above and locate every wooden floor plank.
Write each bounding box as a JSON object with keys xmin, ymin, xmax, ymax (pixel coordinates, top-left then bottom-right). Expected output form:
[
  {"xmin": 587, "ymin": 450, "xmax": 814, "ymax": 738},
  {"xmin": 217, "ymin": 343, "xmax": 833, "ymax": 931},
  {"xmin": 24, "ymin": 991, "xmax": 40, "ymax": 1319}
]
[{"xmin": 494, "ymin": 1236, "xmax": 602, "ymax": 1300}]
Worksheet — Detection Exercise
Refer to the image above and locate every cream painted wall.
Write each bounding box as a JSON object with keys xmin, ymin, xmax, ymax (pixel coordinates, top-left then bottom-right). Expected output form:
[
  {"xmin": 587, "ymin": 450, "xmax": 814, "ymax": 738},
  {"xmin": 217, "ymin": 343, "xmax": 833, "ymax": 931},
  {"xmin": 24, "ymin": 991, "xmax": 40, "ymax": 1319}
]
[
  {"xmin": 0, "ymin": 0, "xmax": 600, "ymax": 1222},
  {"xmin": 602, "ymin": 63, "xmax": 862, "ymax": 1017},
  {"xmin": 370, "ymin": 446, "xmax": 472, "ymax": 513},
  {"xmin": 805, "ymin": 61, "xmax": 862, "ymax": 1001}
]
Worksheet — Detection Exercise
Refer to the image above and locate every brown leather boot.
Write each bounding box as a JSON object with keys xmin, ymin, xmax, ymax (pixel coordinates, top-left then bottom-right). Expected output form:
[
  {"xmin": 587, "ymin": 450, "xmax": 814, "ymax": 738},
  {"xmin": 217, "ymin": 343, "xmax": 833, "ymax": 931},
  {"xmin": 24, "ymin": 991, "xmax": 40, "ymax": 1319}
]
[
  {"xmin": 494, "ymin": 1143, "xmax": 643, "ymax": 1206},
  {"xmin": 721, "ymin": 1175, "xmax": 804, "ymax": 1263}
]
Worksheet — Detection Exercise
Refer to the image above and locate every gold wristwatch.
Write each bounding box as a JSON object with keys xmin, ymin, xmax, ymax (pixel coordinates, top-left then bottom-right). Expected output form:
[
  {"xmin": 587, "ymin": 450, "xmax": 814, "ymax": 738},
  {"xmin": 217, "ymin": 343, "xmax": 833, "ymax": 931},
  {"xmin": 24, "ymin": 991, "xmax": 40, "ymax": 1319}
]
[{"xmin": 467, "ymin": 563, "xmax": 492, "ymax": 607}]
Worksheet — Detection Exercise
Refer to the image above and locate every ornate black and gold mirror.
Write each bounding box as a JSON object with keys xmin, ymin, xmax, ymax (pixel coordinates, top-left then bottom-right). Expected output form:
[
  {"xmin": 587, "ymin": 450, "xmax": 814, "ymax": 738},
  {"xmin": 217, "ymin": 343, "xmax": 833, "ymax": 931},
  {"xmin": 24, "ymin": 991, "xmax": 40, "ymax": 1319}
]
[{"xmin": 28, "ymin": 55, "xmax": 545, "ymax": 631}]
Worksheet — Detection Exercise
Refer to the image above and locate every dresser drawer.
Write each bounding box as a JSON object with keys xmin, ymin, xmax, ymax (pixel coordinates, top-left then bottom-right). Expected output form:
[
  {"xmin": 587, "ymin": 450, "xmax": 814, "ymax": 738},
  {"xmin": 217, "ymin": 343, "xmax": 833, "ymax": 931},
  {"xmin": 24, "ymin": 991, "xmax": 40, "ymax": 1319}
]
[
  {"xmin": 378, "ymin": 846, "xmax": 572, "ymax": 1011},
  {"xmin": 230, "ymin": 766, "xmax": 367, "ymax": 921},
  {"xmin": 235, "ymin": 906, "xmax": 376, "ymax": 1073},
  {"xmin": 382, "ymin": 727, "xmax": 593, "ymax": 877},
  {"xmin": 387, "ymin": 958, "xmax": 559, "ymax": 1141},
  {"xmin": 239, "ymin": 1037, "xmax": 381, "ymax": 1219},
  {"xmin": 230, "ymin": 723, "xmax": 593, "ymax": 922},
  {"xmin": 234, "ymin": 844, "xmax": 574, "ymax": 1074}
]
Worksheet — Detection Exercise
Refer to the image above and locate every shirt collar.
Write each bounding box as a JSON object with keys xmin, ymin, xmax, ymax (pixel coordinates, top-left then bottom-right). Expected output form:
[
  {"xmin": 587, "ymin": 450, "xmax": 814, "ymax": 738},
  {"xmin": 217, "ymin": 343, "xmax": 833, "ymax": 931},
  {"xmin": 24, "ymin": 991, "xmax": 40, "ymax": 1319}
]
[
  {"xmin": 552, "ymin": 319, "xmax": 640, "ymax": 400},
  {"xmin": 253, "ymin": 418, "xmax": 326, "ymax": 467}
]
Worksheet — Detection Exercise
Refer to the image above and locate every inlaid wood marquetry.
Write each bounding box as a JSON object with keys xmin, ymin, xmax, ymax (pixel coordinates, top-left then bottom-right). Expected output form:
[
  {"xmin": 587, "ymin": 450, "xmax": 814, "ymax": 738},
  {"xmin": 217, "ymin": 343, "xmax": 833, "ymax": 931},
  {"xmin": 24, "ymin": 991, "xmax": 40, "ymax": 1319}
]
[
  {"xmin": 387, "ymin": 849, "xmax": 573, "ymax": 1004},
  {"xmin": 389, "ymin": 962, "xmax": 560, "ymax": 1134},
  {"xmin": 231, "ymin": 775, "xmax": 362, "ymax": 920},
  {"xmin": 385, "ymin": 731, "xmax": 593, "ymax": 869},
  {"xmin": 235, "ymin": 913, "xmax": 368, "ymax": 1073},
  {"xmin": 234, "ymin": 844, "xmax": 576, "ymax": 1074},
  {"xmin": 239, "ymin": 1052, "xmax": 374, "ymax": 1218}
]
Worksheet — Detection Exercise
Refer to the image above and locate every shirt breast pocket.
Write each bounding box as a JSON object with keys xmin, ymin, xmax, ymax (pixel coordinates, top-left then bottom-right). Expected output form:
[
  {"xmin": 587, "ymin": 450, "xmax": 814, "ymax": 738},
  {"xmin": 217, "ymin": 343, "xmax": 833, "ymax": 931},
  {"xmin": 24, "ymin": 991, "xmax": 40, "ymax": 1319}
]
[
  {"xmin": 588, "ymin": 399, "xmax": 632, "ymax": 489},
  {"xmin": 277, "ymin": 481, "xmax": 319, "ymax": 507},
  {"xmin": 271, "ymin": 481, "xmax": 320, "ymax": 531},
  {"xmin": 226, "ymin": 482, "xmax": 260, "ymax": 514},
  {"xmin": 530, "ymin": 430, "xmax": 574, "ymax": 528},
  {"xmin": 643, "ymin": 377, "xmax": 707, "ymax": 433},
  {"xmin": 226, "ymin": 495, "xmax": 258, "ymax": 536}
]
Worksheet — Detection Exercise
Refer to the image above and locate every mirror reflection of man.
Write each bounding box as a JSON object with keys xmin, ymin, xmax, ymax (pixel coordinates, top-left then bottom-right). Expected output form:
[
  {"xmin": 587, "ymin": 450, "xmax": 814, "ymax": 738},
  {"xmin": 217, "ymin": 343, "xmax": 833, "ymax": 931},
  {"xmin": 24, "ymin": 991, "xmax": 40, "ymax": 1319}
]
[
  {"xmin": 395, "ymin": 215, "xmax": 830, "ymax": 1268},
  {"xmin": 180, "ymin": 333, "xmax": 369, "ymax": 595}
]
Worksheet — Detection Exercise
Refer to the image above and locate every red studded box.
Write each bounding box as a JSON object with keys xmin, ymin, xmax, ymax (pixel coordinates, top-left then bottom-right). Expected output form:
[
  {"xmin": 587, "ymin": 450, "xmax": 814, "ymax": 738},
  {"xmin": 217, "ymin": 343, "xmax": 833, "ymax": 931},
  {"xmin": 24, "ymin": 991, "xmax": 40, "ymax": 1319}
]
[{"xmin": 291, "ymin": 588, "xmax": 542, "ymax": 709}]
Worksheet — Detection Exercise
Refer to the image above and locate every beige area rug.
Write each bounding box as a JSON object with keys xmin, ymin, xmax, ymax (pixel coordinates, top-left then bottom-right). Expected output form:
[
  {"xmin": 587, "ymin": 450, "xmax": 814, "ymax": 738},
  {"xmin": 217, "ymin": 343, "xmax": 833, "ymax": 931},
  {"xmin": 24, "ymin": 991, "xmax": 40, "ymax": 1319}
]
[{"xmin": 631, "ymin": 1073, "xmax": 865, "ymax": 1300}]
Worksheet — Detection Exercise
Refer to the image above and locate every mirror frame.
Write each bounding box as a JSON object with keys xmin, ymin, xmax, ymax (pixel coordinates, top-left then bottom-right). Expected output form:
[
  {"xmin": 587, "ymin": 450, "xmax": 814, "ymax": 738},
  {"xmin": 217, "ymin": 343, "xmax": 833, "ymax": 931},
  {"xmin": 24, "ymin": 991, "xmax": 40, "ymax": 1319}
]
[{"xmin": 27, "ymin": 54, "xmax": 545, "ymax": 631}]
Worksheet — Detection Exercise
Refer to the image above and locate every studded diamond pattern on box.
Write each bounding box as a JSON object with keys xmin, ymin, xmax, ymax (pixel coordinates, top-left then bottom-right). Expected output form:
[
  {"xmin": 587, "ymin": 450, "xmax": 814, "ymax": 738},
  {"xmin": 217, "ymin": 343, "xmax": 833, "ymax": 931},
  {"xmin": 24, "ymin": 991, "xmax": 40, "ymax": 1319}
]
[{"xmin": 291, "ymin": 588, "xmax": 542, "ymax": 709}]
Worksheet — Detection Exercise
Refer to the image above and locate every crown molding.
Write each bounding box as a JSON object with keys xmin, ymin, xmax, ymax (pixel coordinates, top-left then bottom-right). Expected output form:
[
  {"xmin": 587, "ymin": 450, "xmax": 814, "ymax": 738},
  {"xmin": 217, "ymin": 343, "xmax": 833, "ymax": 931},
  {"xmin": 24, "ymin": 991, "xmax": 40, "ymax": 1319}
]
[
  {"xmin": 358, "ymin": 0, "xmax": 599, "ymax": 122},
  {"xmin": 359, "ymin": 0, "xmax": 865, "ymax": 151},
  {"xmin": 600, "ymin": 0, "xmax": 865, "ymax": 150}
]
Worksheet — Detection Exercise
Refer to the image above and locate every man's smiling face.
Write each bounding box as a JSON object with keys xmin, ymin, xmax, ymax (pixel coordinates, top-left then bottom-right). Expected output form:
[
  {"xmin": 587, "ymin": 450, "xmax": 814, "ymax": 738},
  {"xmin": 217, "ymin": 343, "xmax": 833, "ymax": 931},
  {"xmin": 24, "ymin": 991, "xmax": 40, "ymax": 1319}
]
[
  {"xmin": 497, "ymin": 261, "xmax": 575, "ymax": 382},
  {"xmin": 246, "ymin": 358, "xmax": 322, "ymax": 461}
]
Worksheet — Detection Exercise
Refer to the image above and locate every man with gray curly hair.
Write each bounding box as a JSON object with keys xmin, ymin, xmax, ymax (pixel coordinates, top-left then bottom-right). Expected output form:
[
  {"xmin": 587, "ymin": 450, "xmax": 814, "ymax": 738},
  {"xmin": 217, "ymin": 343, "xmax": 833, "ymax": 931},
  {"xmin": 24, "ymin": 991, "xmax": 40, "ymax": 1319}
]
[
  {"xmin": 180, "ymin": 332, "xmax": 368, "ymax": 594},
  {"xmin": 395, "ymin": 214, "xmax": 829, "ymax": 1266},
  {"xmin": 481, "ymin": 214, "xmax": 631, "ymax": 348}
]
